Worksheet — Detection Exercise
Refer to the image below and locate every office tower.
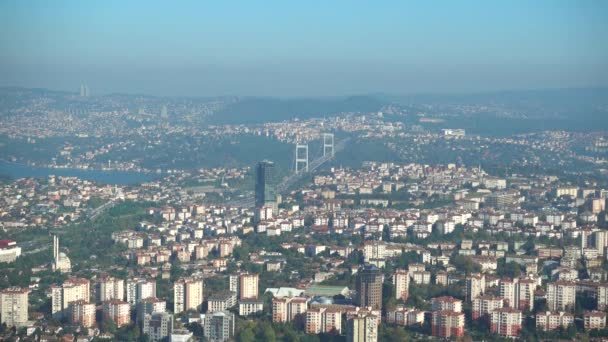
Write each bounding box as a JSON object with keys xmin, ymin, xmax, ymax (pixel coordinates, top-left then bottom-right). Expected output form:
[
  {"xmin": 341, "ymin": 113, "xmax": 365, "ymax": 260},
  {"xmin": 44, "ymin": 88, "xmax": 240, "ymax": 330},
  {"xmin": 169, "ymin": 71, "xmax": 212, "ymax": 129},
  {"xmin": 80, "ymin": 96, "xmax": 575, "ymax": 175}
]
[
  {"xmin": 69, "ymin": 300, "xmax": 96, "ymax": 327},
  {"xmin": 161, "ymin": 105, "xmax": 168, "ymax": 118},
  {"xmin": 255, "ymin": 160, "xmax": 277, "ymax": 212},
  {"xmin": 346, "ymin": 313, "xmax": 378, "ymax": 342},
  {"xmin": 102, "ymin": 299, "xmax": 130, "ymax": 327},
  {"xmin": 126, "ymin": 278, "xmax": 156, "ymax": 305},
  {"xmin": 0, "ymin": 287, "xmax": 30, "ymax": 327},
  {"xmin": 137, "ymin": 297, "xmax": 166, "ymax": 324},
  {"xmin": 51, "ymin": 278, "xmax": 90, "ymax": 318},
  {"xmin": 143, "ymin": 312, "xmax": 173, "ymax": 341},
  {"xmin": 80, "ymin": 84, "xmax": 85, "ymax": 97},
  {"xmin": 355, "ymin": 264, "xmax": 383, "ymax": 310},
  {"xmin": 431, "ymin": 310, "xmax": 465, "ymax": 338},
  {"xmin": 490, "ymin": 308, "xmax": 522, "ymax": 338},
  {"xmin": 173, "ymin": 278, "xmax": 204, "ymax": 314},
  {"xmin": 204, "ymin": 310, "xmax": 235, "ymax": 342},
  {"xmin": 96, "ymin": 275, "xmax": 124, "ymax": 302},
  {"xmin": 547, "ymin": 281, "xmax": 576, "ymax": 312},
  {"xmin": 392, "ymin": 270, "xmax": 409, "ymax": 301}
]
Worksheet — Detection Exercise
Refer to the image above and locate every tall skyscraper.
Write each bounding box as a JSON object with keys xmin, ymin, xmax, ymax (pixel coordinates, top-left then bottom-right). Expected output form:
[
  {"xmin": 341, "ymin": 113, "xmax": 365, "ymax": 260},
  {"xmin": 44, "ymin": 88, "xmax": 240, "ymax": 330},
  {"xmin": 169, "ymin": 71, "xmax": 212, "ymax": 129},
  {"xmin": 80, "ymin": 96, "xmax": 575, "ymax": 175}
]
[
  {"xmin": 255, "ymin": 161, "xmax": 277, "ymax": 212},
  {"xmin": 355, "ymin": 264, "xmax": 383, "ymax": 310},
  {"xmin": 80, "ymin": 84, "xmax": 89, "ymax": 97}
]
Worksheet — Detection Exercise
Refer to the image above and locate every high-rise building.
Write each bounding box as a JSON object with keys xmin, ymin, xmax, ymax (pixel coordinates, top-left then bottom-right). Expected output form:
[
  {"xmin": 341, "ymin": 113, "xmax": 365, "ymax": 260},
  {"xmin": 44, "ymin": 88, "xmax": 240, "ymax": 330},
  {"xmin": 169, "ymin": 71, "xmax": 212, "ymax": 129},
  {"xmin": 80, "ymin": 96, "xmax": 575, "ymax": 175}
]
[
  {"xmin": 595, "ymin": 230, "xmax": 608, "ymax": 256},
  {"xmin": 305, "ymin": 307, "xmax": 342, "ymax": 334},
  {"xmin": 516, "ymin": 278, "xmax": 535, "ymax": 311},
  {"xmin": 51, "ymin": 278, "xmax": 90, "ymax": 318},
  {"xmin": 598, "ymin": 284, "xmax": 608, "ymax": 310},
  {"xmin": 431, "ymin": 311, "xmax": 465, "ymax": 338},
  {"xmin": 80, "ymin": 84, "xmax": 89, "ymax": 97},
  {"xmin": 143, "ymin": 312, "xmax": 173, "ymax": 342},
  {"xmin": 392, "ymin": 270, "xmax": 409, "ymax": 301},
  {"xmin": 174, "ymin": 278, "xmax": 204, "ymax": 314},
  {"xmin": 96, "ymin": 276, "xmax": 124, "ymax": 303},
  {"xmin": 231, "ymin": 273, "xmax": 258, "ymax": 300},
  {"xmin": 271, "ymin": 297, "xmax": 309, "ymax": 324},
  {"xmin": 255, "ymin": 161, "xmax": 277, "ymax": 212},
  {"xmin": 356, "ymin": 264, "xmax": 383, "ymax": 310},
  {"xmin": 490, "ymin": 308, "xmax": 522, "ymax": 338},
  {"xmin": 431, "ymin": 296, "xmax": 462, "ymax": 313},
  {"xmin": 137, "ymin": 297, "xmax": 166, "ymax": 324},
  {"xmin": 499, "ymin": 277, "xmax": 536, "ymax": 311},
  {"xmin": 69, "ymin": 300, "xmax": 96, "ymax": 328},
  {"xmin": 0, "ymin": 287, "xmax": 29, "ymax": 327},
  {"xmin": 102, "ymin": 299, "xmax": 130, "ymax": 327},
  {"xmin": 466, "ymin": 273, "xmax": 485, "ymax": 302},
  {"xmin": 346, "ymin": 313, "xmax": 378, "ymax": 342},
  {"xmin": 204, "ymin": 310, "xmax": 235, "ymax": 342},
  {"xmin": 126, "ymin": 278, "xmax": 156, "ymax": 306},
  {"xmin": 547, "ymin": 281, "xmax": 576, "ymax": 312},
  {"xmin": 472, "ymin": 296, "xmax": 504, "ymax": 320}
]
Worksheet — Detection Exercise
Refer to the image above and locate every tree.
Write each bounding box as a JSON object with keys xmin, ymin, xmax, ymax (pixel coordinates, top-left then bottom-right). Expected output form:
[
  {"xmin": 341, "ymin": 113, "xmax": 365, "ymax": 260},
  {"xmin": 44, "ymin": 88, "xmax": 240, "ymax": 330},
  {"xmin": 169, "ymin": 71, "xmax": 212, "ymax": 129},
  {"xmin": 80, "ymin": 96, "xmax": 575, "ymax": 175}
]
[
  {"xmin": 237, "ymin": 327, "xmax": 255, "ymax": 342},
  {"xmin": 254, "ymin": 321, "xmax": 276, "ymax": 342}
]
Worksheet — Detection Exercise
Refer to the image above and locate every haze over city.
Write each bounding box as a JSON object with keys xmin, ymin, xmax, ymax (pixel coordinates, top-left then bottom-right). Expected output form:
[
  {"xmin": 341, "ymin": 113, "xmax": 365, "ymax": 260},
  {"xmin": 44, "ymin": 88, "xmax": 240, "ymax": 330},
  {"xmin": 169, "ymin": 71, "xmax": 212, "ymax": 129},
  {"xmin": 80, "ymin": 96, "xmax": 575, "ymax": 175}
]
[
  {"xmin": 1, "ymin": 0, "xmax": 607, "ymax": 96},
  {"xmin": 1, "ymin": 2, "xmax": 608, "ymax": 342}
]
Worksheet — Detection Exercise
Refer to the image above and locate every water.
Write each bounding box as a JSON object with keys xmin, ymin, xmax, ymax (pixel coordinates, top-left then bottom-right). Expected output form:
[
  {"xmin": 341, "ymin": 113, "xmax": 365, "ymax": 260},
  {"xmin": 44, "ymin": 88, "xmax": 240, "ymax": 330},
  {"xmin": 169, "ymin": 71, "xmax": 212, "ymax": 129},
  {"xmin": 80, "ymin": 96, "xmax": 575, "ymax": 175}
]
[{"xmin": 0, "ymin": 160, "xmax": 159, "ymax": 185}]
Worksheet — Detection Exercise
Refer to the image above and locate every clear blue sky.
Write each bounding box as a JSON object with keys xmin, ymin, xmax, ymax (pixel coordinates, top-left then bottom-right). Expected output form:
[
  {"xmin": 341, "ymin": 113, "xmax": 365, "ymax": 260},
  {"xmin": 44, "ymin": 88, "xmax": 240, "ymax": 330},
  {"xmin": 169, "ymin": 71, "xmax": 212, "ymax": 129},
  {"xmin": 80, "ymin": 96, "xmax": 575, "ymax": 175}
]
[{"xmin": 1, "ymin": 0, "xmax": 607, "ymax": 97}]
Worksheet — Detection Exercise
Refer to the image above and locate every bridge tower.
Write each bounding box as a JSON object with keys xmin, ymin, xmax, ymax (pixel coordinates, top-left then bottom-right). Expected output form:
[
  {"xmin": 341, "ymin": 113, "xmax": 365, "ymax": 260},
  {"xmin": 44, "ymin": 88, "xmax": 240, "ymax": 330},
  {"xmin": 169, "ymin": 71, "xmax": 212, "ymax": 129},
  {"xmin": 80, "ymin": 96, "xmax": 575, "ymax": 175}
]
[
  {"xmin": 295, "ymin": 144, "xmax": 309, "ymax": 173},
  {"xmin": 323, "ymin": 133, "xmax": 334, "ymax": 157}
]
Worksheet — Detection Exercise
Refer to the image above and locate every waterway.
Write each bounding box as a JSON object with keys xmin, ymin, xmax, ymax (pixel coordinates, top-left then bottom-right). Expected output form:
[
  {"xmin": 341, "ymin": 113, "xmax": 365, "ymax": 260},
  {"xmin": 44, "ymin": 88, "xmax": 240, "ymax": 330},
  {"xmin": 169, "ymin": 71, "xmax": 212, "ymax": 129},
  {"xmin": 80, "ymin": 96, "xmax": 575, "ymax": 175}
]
[{"xmin": 0, "ymin": 160, "xmax": 159, "ymax": 185}]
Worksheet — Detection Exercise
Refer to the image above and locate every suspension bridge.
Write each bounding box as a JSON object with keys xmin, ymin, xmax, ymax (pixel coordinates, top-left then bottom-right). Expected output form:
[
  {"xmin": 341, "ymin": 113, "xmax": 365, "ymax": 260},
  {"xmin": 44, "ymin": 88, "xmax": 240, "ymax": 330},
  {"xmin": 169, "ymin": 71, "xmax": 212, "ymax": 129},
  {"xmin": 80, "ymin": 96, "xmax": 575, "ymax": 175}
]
[{"xmin": 227, "ymin": 133, "xmax": 349, "ymax": 208}]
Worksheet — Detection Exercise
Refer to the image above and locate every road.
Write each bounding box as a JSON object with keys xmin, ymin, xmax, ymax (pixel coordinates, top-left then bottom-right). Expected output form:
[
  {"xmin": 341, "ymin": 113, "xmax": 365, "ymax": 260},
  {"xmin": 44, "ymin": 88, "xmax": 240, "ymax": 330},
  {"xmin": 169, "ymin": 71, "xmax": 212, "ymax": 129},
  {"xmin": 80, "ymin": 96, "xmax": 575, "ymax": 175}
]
[{"xmin": 87, "ymin": 199, "xmax": 117, "ymax": 220}]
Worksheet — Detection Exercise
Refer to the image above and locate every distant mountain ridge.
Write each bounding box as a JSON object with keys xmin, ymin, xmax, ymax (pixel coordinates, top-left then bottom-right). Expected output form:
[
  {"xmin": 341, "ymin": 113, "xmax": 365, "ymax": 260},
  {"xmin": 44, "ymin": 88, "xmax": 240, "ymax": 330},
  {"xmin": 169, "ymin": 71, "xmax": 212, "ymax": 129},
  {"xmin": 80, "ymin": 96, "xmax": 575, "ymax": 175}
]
[{"xmin": 207, "ymin": 95, "xmax": 386, "ymax": 124}]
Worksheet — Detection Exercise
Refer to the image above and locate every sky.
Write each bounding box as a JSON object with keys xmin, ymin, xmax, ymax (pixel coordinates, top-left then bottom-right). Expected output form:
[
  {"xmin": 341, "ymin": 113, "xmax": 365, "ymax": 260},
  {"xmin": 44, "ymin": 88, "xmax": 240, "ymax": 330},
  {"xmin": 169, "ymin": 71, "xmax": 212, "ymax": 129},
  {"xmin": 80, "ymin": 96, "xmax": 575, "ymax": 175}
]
[{"xmin": 0, "ymin": 0, "xmax": 607, "ymax": 97}]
